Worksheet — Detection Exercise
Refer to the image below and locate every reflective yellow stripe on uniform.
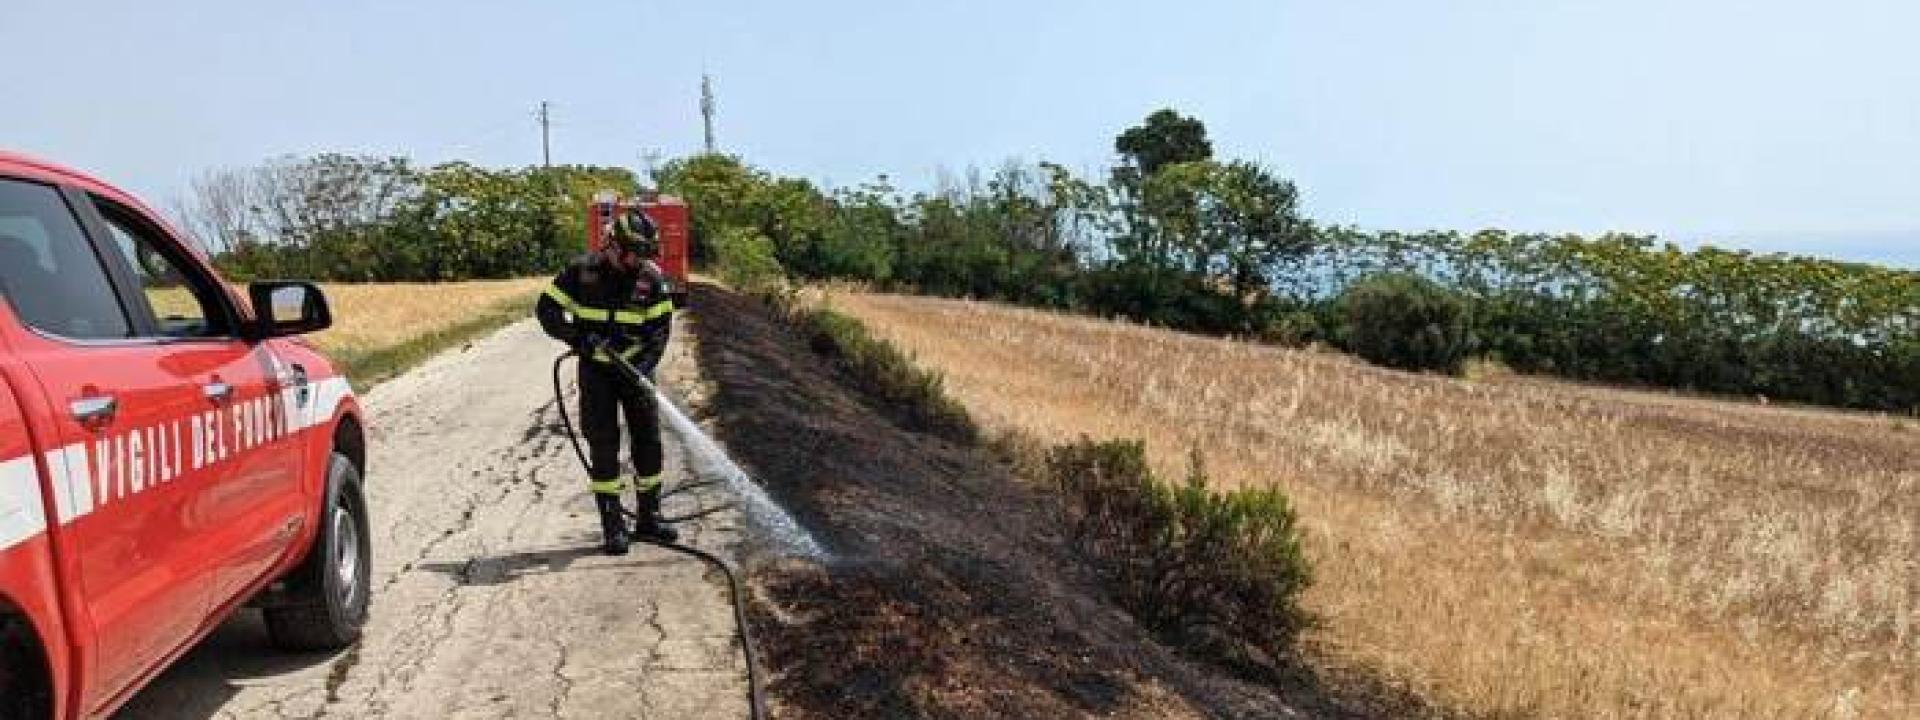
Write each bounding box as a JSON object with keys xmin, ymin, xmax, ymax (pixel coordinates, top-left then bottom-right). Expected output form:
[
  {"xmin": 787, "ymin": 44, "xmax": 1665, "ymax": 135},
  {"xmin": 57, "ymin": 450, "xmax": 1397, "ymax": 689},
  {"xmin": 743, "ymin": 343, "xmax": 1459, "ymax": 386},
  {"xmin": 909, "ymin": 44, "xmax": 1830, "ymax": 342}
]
[
  {"xmin": 543, "ymin": 284, "xmax": 577, "ymax": 311},
  {"xmin": 590, "ymin": 477, "xmax": 628, "ymax": 495},
  {"xmin": 545, "ymin": 284, "xmax": 610, "ymax": 321},
  {"xmin": 612, "ymin": 301, "xmax": 674, "ymax": 325},
  {"xmin": 636, "ymin": 474, "xmax": 663, "ymax": 492},
  {"xmin": 588, "ymin": 344, "xmax": 645, "ymax": 363}
]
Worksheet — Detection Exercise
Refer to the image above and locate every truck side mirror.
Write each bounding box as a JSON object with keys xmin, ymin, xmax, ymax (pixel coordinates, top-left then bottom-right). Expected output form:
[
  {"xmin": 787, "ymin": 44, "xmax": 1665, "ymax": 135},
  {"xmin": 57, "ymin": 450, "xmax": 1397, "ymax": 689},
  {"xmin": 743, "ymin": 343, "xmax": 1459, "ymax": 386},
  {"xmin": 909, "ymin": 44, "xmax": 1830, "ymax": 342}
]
[{"xmin": 248, "ymin": 281, "xmax": 333, "ymax": 339}]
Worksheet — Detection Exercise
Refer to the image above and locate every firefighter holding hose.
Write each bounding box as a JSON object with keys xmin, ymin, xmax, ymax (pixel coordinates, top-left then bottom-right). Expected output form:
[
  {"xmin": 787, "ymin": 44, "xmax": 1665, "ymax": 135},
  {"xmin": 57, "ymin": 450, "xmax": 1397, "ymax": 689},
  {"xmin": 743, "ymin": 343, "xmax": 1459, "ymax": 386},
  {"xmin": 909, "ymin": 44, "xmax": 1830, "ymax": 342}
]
[{"xmin": 536, "ymin": 205, "xmax": 678, "ymax": 555}]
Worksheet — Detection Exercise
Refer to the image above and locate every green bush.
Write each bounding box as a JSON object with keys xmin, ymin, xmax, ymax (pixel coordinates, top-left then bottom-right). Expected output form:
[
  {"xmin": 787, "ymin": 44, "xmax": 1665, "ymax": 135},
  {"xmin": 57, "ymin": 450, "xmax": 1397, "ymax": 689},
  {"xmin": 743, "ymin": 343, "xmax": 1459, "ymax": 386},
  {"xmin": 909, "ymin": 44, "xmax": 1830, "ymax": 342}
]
[
  {"xmin": 1046, "ymin": 438, "xmax": 1311, "ymax": 673},
  {"xmin": 710, "ymin": 225, "xmax": 786, "ymax": 292},
  {"xmin": 1258, "ymin": 308, "xmax": 1329, "ymax": 347},
  {"xmin": 781, "ymin": 302, "xmax": 976, "ymax": 441},
  {"xmin": 1339, "ymin": 272, "xmax": 1474, "ymax": 374}
]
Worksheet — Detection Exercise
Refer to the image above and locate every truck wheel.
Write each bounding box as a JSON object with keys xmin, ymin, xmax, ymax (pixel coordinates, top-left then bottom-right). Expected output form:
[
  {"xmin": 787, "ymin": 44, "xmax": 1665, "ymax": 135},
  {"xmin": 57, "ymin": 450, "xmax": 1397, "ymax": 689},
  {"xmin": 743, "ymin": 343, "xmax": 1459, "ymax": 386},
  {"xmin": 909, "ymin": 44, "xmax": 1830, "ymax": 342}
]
[
  {"xmin": 265, "ymin": 452, "xmax": 371, "ymax": 651},
  {"xmin": 0, "ymin": 617, "xmax": 50, "ymax": 720}
]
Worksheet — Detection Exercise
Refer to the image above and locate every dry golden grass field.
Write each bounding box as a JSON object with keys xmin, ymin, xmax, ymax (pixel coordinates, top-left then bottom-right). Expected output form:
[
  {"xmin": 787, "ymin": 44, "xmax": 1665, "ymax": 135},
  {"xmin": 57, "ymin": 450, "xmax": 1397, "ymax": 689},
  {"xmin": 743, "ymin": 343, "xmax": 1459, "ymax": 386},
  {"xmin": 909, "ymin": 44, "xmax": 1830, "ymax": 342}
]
[
  {"xmin": 150, "ymin": 277, "xmax": 544, "ymax": 365},
  {"xmin": 825, "ymin": 289, "xmax": 1920, "ymax": 719},
  {"xmin": 147, "ymin": 278, "xmax": 542, "ymax": 373},
  {"xmin": 302, "ymin": 278, "xmax": 545, "ymax": 358}
]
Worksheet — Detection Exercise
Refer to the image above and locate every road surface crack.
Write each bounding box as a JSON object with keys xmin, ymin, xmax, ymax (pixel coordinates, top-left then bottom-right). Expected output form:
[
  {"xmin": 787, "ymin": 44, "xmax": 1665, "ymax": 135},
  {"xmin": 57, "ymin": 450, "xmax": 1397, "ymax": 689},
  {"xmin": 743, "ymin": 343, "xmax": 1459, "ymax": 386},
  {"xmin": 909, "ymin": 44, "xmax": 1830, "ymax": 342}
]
[{"xmin": 547, "ymin": 638, "xmax": 576, "ymax": 717}]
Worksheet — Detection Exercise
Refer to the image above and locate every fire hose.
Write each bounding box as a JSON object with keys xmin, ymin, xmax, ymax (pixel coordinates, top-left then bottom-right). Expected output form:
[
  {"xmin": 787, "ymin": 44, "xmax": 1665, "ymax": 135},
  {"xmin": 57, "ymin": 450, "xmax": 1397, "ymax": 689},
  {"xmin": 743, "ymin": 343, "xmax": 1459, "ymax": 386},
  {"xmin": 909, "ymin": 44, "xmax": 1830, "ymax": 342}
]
[{"xmin": 551, "ymin": 346, "xmax": 768, "ymax": 720}]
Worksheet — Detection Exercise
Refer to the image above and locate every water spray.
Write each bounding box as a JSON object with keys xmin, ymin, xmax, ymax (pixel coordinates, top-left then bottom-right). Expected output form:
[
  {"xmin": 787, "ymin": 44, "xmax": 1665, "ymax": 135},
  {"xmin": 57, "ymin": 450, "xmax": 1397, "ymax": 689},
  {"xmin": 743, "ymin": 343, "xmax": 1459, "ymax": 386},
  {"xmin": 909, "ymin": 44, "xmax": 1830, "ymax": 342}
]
[{"xmin": 548, "ymin": 343, "xmax": 822, "ymax": 720}]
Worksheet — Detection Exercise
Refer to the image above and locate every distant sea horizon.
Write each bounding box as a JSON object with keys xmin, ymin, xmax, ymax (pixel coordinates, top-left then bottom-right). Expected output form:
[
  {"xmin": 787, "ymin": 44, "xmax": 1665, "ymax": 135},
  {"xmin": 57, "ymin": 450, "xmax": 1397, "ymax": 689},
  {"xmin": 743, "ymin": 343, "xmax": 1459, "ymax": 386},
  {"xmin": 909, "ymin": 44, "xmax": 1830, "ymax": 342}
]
[{"xmin": 1680, "ymin": 230, "xmax": 1920, "ymax": 270}]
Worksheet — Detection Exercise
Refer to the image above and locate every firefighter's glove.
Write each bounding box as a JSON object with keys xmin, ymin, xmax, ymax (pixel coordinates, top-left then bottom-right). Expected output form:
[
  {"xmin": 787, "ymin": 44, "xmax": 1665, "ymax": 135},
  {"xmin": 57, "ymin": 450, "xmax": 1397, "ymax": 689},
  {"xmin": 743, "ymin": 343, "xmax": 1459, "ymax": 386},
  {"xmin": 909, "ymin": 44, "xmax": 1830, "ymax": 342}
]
[
  {"xmin": 574, "ymin": 332, "xmax": 608, "ymax": 357},
  {"xmin": 635, "ymin": 329, "xmax": 668, "ymax": 377}
]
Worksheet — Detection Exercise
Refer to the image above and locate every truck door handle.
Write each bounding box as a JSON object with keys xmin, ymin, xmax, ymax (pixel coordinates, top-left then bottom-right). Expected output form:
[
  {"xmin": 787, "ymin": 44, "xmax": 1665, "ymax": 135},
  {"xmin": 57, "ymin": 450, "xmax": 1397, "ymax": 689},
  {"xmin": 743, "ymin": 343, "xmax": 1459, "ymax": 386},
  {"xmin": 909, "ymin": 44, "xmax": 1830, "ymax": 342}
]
[
  {"xmin": 70, "ymin": 395, "xmax": 118, "ymax": 427},
  {"xmin": 204, "ymin": 381, "xmax": 234, "ymax": 404}
]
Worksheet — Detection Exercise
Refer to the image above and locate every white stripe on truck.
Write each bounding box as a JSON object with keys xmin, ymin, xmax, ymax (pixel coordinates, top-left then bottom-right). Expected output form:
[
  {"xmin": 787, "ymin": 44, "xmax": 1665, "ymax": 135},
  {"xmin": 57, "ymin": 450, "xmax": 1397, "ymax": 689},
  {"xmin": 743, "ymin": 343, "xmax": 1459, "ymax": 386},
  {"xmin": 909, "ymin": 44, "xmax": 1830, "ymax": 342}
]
[
  {"xmin": 31, "ymin": 376, "xmax": 357, "ymax": 527},
  {"xmin": 0, "ymin": 454, "xmax": 48, "ymax": 551},
  {"xmin": 291, "ymin": 377, "xmax": 353, "ymax": 433},
  {"xmin": 45, "ymin": 442, "xmax": 92, "ymax": 524}
]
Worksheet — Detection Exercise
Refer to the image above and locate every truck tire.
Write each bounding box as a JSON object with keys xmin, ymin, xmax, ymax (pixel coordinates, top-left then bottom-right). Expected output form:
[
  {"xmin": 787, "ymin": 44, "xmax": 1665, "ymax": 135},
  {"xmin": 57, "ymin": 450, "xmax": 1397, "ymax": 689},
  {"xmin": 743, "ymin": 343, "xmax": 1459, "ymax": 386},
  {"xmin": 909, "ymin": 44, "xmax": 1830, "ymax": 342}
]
[
  {"xmin": 0, "ymin": 616, "xmax": 50, "ymax": 720},
  {"xmin": 265, "ymin": 452, "xmax": 371, "ymax": 651}
]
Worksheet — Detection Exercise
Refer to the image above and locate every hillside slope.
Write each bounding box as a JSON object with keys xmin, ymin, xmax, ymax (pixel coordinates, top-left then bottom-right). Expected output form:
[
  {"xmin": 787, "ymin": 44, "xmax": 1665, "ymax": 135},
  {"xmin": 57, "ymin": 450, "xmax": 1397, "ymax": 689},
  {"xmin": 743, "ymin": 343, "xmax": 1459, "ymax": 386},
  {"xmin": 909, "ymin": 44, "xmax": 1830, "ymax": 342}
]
[
  {"xmin": 686, "ymin": 283, "xmax": 1423, "ymax": 718},
  {"xmin": 828, "ymin": 289, "xmax": 1920, "ymax": 719}
]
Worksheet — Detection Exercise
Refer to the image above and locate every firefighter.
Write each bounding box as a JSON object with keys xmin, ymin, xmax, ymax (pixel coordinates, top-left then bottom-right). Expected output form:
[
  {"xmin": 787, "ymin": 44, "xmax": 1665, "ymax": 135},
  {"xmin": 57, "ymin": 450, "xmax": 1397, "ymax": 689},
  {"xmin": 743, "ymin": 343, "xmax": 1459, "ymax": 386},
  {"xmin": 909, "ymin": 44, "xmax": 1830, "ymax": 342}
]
[{"xmin": 536, "ymin": 205, "xmax": 679, "ymax": 555}]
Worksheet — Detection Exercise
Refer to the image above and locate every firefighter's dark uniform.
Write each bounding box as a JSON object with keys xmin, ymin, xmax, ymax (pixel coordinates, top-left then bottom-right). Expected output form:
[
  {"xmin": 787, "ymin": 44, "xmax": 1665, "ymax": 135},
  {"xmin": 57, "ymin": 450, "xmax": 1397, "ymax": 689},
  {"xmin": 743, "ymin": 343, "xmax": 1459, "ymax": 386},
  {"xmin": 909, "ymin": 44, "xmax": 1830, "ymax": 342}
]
[{"xmin": 536, "ymin": 248, "xmax": 677, "ymax": 553}]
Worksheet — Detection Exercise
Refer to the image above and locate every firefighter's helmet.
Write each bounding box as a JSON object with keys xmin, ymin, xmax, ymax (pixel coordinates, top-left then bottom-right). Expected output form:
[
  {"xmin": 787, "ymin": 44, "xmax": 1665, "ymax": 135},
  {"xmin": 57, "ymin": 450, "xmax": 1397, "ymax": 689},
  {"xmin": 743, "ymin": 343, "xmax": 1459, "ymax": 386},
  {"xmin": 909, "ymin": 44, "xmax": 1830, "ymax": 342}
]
[{"xmin": 609, "ymin": 208, "xmax": 659, "ymax": 256}]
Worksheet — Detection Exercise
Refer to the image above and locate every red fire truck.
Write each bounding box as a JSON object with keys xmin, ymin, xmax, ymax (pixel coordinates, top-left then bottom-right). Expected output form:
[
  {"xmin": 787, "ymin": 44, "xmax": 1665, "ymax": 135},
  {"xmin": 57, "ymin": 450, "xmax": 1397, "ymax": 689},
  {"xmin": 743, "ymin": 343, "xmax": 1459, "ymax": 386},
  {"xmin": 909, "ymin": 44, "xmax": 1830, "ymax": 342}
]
[
  {"xmin": 0, "ymin": 151, "xmax": 370, "ymax": 719},
  {"xmin": 588, "ymin": 191, "xmax": 690, "ymax": 306}
]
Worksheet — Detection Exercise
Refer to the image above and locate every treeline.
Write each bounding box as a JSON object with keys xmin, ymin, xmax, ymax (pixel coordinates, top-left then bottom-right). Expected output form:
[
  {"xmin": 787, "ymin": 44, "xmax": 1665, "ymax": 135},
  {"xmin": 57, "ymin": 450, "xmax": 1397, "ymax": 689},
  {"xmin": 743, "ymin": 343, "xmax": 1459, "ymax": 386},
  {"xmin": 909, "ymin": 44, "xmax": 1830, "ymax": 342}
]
[
  {"xmin": 1303, "ymin": 229, "xmax": 1920, "ymax": 410},
  {"xmin": 175, "ymin": 154, "xmax": 640, "ymax": 281},
  {"xmin": 177, "ymin": 111, "xmax": 1918, "ymax": 413},
  {"xmin": 663, "ymin": 110, "xmax": 1918, "ymax": 413}
]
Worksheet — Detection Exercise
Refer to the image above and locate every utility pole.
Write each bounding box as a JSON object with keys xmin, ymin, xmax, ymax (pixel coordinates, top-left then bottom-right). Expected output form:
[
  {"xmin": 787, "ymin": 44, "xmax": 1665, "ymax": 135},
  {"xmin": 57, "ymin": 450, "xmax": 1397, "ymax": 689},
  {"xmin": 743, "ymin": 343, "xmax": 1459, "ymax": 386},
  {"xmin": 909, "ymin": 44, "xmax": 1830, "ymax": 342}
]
[
  {"xmin": 640, "ymin": 148, "xmax": 664, "ymax": 184},
  {"xmin": 537, "ymin": 100, "xmax": 552, "ymax": 167},
  {"xmin": 700, "ymin": 74, "xmax": 716, "ymax": 155}
]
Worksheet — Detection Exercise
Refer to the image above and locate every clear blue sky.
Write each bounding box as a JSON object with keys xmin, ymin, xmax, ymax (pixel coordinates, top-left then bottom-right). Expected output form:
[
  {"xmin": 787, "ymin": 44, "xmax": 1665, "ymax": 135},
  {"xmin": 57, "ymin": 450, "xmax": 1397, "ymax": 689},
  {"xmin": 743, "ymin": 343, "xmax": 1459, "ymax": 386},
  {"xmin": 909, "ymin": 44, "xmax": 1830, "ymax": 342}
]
[{"xmin": 6, "ymin": 1, "xmax": 1917, "ymax": 267}]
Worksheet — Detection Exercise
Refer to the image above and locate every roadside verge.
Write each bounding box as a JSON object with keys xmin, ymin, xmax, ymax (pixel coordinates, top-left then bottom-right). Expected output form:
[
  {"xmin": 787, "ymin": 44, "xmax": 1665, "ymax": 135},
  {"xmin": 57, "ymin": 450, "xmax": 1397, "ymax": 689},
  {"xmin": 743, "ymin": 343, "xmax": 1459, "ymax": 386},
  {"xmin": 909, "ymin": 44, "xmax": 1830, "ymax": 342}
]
[{"xmin": 686, "ymin": 281, "xmax": 1341, "ymax": 718}]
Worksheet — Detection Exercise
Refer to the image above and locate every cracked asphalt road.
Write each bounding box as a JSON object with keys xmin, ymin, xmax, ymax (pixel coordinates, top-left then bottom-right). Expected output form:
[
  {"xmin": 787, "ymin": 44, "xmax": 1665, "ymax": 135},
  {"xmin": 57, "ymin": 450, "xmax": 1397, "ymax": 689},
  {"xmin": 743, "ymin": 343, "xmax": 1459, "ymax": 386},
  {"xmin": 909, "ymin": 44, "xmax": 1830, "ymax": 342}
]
[{"xmin": 116, "ymin": 319, "xmax": 750, "ymax": 719}]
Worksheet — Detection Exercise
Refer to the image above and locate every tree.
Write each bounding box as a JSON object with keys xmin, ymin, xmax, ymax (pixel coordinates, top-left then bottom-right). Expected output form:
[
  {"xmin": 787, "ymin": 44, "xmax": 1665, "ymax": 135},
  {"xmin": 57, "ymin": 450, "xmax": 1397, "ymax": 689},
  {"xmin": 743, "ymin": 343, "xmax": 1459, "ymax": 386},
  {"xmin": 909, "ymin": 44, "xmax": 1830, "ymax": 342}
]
[
  {"xmin": 654, "ymin": 154, "xmax": 771, "ymax": 260},
  {"xmin": 1039, "ymin": 161, "xmax": 1113, "ymax": 262},
  {"xmin": 757, "ymin": 177, "xmax": 832, "ymax": 273},
  {"xmin": 1135, "ymin": 160, "xmax": 1313, "ymax": 329},
  {"xmin": 1115, "ymin": 109, "xmax": 1214, "ymax": 177},
  {"xmin": 816, "ymin": 178, "xmax": 902, "ymax": 282},
  {"xmin": 528, "ymin": 164, "xmax": 643, "ymax": 258},
  {"xmin": 655, "ymin": 154, "xmax": 834, "ymax": 274},
  {"xmin": 1109, "ymin": 109, "xmax": 1218, "ymax": 281},
  {"xmin": 244, "ymin": 154, "xmax": 422, "ymax": 279},
  {"xmin": 1198, "ymin": 161, "xmax": 1314, "ymax": 306},
  {"xmin": 173, "ymin": 167, "xmax": 257, "ymax": 255}
]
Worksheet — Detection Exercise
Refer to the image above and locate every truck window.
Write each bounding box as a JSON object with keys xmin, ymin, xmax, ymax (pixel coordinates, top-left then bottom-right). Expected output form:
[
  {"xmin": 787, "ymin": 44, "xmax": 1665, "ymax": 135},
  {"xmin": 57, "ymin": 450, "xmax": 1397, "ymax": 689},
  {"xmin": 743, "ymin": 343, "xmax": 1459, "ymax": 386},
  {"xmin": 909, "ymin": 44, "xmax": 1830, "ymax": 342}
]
[
  {"xmin": 0, "ymin": 178, "xmax": 133, "ymax": 339},
  {"xmin": 94, "ymin": 199, "xmax": 230, "ymax": 338}
]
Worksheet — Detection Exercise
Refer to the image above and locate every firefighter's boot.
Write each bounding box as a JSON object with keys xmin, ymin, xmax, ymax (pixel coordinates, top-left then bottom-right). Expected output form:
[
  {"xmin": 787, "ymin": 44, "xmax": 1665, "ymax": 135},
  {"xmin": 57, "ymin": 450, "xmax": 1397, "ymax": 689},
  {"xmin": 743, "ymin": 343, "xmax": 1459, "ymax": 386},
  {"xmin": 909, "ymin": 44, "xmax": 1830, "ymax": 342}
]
[
  {"xmin": 632, "ymin": 485, "xmax": 678, "ymax": 544},
  {"xmin": 594, "ymin": 494, "xmax": 631, "ymax": 556}
]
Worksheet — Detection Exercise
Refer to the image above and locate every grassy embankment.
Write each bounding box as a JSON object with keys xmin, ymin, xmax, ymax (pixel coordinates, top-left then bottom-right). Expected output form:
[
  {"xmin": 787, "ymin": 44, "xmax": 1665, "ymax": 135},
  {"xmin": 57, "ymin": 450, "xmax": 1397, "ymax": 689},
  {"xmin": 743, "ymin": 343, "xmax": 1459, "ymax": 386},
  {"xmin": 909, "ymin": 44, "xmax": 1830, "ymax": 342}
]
[
  {"xmin": 827, "ymin": 288, "xmax": 1920, "ymax": 720},
  {"xmin": 305, "ymin": 278, "xmax": 545, "ymax": 389}
]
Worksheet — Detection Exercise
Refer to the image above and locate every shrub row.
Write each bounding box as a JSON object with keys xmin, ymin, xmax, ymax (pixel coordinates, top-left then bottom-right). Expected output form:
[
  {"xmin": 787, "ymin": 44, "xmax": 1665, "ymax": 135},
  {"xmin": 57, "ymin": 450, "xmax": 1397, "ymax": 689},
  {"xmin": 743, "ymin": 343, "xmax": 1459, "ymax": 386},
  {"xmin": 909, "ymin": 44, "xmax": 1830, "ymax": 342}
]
[{"xmin": 780, "ymin": 301, "xmax": 977, "ymax": 442}]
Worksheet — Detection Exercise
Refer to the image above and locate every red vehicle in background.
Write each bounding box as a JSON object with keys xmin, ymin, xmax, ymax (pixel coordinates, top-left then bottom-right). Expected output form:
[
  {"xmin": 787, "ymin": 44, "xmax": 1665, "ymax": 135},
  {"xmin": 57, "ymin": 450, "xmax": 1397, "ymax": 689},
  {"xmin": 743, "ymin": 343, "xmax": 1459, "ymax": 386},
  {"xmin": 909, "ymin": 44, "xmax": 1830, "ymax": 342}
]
[
  {"xmin": 588, "ymin": 191, "xmax": 691, "ymax": 306},
  {"xmin": 0, "ymin": 152, "xmax": 372, "ymax": 720}
]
